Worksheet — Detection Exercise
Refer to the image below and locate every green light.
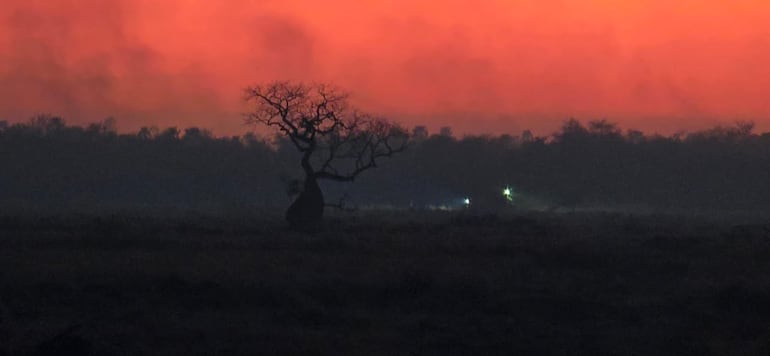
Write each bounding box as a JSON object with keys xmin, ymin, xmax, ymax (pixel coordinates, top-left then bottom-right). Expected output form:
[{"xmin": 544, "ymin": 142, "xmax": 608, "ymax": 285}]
[{"xmin": 502, "ymin": 186, "xmax": 514, "ymax": 203}]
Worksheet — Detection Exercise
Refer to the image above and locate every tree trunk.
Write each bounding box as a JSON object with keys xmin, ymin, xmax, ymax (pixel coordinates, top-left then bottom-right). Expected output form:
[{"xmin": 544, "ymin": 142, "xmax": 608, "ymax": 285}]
[{"xmin": 285, "ymin": 174, "xmax": 325, "ymax": 230}]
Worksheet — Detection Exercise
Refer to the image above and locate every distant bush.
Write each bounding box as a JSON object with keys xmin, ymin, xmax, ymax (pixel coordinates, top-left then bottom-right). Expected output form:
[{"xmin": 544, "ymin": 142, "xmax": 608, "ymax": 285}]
[{"xmin": 1, "ymin": 116, "xmax": 769, "ymax": 212}]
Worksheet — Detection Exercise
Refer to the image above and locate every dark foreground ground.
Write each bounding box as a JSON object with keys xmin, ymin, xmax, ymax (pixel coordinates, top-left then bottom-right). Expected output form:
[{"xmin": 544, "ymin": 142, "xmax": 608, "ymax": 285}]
[{"xmin": 1, "ymin": 211, "xmax": 769, "ymax": 355}]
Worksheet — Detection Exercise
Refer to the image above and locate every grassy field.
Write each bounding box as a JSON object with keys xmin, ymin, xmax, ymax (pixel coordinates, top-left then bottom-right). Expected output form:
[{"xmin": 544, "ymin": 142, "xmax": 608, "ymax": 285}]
[{"xmin": 1, "ymin": 211, "xmax": 769, "ymax": 355}]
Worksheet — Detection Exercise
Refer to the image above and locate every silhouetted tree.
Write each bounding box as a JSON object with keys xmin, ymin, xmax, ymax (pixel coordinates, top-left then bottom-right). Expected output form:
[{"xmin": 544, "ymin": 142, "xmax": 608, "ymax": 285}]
[
  {"xmin": 183, "ymin": 127, "xmax": 212, "ymax": 143},
  {"xmin": 28, "ymin": 114, "xmax": 66, "ymax": 136},
  {"xmin": 553, "ymin": 118, "xmax": 589, "ymax": 143},
  {"xmin": 412, "ymin": 125, "xmax": 429, "ymax": 142},
  {"xmin": 588, "ymin": 119, "xmax": 621, "ymax": 138},
  {"xmin": 626, "ymin": 129, "xmax": 646, "ymax": 144},
  {"xmin": 686, "ymin": 121, "xmax": 755, "ymax": 143},
  {"xmin": 439, "ymin": 126, "xmax": 453, "ymax": 138},
  {"xmin": 1, "ymin": 115, "xmax": 770, "ymax": 213},
  {"xmin": 86, "ymin": 117, "xmax": 117, "ymax": 136},
  {"xmin": 244, "ymin": 81, "xmax": 408, "ymax": 229},
  {"xmin": 521, "ymin": 129, "xmax": 534, "ymax": 143},
  {"xmin": 137, "ymin": 126, "xmax": 159, "ymax": 140},
  {"xmin": 158, "ymin": 127, "xmax": 180, "ymax": 141}
]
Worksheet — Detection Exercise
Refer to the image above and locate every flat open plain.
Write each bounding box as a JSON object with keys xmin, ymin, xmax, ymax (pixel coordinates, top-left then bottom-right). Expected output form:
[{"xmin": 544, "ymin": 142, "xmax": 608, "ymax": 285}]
[{"xmin": 1, "ymin": 211, "xmax": 769, "ymax": 355}]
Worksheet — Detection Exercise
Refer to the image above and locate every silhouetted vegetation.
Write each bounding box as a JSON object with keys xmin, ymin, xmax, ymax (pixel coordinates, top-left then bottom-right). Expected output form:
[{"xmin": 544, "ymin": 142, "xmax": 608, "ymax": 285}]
[
  {"xmin": 3, "ymin": 114, "xmax": 770, "ymax": 354},
  {"xmin": 243, "ymin": 81, "xmax": 408, "ymax": 229},
  {"xmin": 0, "ymin": 114, "xmax": 281, "ymax": 214},
  {"xmin": 2, "ymin": 114, "xmax": 769, "ymax": 214}
]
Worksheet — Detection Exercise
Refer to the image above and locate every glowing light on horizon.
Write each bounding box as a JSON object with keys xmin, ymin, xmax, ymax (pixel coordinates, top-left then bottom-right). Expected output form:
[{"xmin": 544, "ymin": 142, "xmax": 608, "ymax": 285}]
[{"xmin": 503, "ymin": 186, "xmax": 514, "ymax": 203}]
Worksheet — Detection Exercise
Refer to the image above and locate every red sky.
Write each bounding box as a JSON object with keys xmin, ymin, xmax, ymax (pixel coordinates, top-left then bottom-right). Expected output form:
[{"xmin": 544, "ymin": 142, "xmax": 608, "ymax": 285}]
[{"xmin": 1, "ymin": 0, "xmax": 769, "ymax": 136}]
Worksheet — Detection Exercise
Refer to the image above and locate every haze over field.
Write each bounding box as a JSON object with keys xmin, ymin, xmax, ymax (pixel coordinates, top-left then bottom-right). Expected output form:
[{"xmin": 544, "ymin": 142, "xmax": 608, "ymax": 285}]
[{"xmin": 2, "ymin": 0, "xmax": 769, "ymax": 135}]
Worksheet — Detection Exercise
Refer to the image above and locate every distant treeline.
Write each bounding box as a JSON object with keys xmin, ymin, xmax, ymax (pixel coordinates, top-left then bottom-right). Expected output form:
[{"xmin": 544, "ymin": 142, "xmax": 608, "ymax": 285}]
[{"xmin": 1, "ymin": 115, "xmax": 769, "ymax": 213}]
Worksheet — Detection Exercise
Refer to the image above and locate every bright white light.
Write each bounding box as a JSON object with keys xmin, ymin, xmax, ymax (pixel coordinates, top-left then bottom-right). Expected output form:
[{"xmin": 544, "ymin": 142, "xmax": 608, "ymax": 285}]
[
  {"xmin": 502, "ymin": 186, "xmax": 514, "ymax": 203},
  {"xmin": 463, "ymin": 198, "xmax": 471, "ymax": 206}
]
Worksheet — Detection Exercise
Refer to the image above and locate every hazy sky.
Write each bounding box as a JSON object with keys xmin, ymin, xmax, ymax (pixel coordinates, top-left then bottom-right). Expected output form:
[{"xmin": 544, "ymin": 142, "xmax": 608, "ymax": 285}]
[{"xmin": 1, "ymin": 0, "xmax": 769, "ymax": 135}]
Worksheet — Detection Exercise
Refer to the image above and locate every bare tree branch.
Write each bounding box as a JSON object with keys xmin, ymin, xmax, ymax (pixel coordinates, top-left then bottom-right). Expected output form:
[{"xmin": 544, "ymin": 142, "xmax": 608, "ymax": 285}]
[{"xmin": 244, "ymin": 81, "xmax": 408, "ymax": 181}]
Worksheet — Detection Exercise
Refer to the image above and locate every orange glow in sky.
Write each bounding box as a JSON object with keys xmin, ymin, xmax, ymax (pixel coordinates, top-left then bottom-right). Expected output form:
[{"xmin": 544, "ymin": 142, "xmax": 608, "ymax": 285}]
[{"xmin": 1, "ymin": 0, "xmax": 769, "ymax": 135}]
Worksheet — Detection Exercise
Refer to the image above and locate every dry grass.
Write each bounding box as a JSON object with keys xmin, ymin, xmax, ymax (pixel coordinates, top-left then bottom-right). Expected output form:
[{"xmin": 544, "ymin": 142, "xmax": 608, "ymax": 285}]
[{"xmin": 1, "ymin": 211, "xmax": 769, "ymax": 355}]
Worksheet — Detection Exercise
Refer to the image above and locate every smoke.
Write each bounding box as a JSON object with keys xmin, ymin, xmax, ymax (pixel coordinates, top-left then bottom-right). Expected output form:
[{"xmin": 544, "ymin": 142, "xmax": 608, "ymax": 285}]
[
  {"xmin": 1, "ymin": 0, "xmax": 769, "ymax": 135},
  {"xmin": 0, "ymin": 0, "xmax": 229, "ymax": 132}
]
